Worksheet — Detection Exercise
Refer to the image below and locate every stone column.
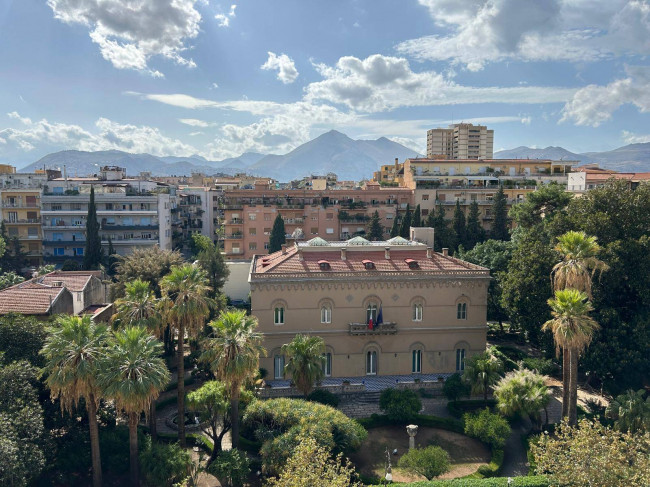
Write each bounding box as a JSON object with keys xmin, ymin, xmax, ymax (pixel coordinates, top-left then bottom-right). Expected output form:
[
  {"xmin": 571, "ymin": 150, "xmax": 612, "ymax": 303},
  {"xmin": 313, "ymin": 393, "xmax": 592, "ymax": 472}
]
[{"xmin": 406, "ymin": 424, "xmax": 418, "ymax": 450}]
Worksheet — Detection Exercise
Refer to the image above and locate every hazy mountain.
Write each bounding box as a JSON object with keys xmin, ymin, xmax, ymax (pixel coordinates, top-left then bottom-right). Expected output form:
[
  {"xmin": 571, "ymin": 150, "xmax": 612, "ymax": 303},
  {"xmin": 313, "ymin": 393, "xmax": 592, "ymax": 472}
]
[
  {"xmin": 250, "ymin": 130, "xmax": 419, "ymax": 181},
  {"xmin": 494, "ymin": 146, "xmax": 593, "ymax": 163}
]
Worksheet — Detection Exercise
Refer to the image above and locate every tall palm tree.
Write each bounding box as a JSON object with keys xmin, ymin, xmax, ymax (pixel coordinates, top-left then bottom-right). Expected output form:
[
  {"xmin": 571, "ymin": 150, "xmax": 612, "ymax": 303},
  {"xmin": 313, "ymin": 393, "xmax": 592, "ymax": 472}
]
[
  {"xmin": 543, "ymin": 289, "xmax": 599, "ymax": 426},
  {"xmin": 281, "ymin": 334, "xmax": 325, "ymax": 397},
  {"xmin": 462, "ymin": 347, "xmax": 503, "ymax": 403},
  {"xmin": 201, "ymin": 310, "xmax": 265, "ymax": 448},
  {"xmin": 551, "ymin": 231, "xmax": 608, "ymax": 417},
  {"xmin": 160, "ymin": 264, "xmax": 213, "ymax": 447},
  {"xmin": 41, "ymin": 315, "xmax": 108, "ymax": 487},
  {"xmin": 99, "ymin": 327, "xmax": 170, "ymax": 487}
]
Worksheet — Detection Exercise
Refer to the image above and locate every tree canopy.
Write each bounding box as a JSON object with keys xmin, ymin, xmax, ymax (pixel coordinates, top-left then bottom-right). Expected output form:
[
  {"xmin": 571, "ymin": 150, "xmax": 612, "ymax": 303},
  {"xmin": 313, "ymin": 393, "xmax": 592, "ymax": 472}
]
[{"xmin": 269, "ymin": 214, "xmax": 286, "ymax": 253}]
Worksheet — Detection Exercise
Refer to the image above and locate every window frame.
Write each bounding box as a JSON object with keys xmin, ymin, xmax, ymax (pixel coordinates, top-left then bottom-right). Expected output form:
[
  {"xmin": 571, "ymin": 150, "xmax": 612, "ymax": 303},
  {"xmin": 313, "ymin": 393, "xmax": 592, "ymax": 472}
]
[
  {"xmin": 457, "ymin": 302, "xmax": 467, "ymax": 320},
  {"xmin": 456, "ymin": 348, "xmax": 466, "ymax": 371},
  {"xmin": 273, "ymin": 354, "xmax": 285, "ymax": 380},
  {"xmin": 320, "ymin": 305, "xmax": 331, "ymax": 324},
  {"xmin": 322, "ymin": 352, "xmax": 332, "ymax": 377},
  {"xmin": 412, "ymin": 303, "xmax": 423, "ymax": 321},
  {"xmin": 366, "ymin": 350, "xmax": 377, "ymax": 375},
  {"xmin": 274, "ymin": 306, "xmax": 285, "ymax": 325},
  {"xmin": 412, "ymin": 349, "xmax": 422, "ymax": 373}
]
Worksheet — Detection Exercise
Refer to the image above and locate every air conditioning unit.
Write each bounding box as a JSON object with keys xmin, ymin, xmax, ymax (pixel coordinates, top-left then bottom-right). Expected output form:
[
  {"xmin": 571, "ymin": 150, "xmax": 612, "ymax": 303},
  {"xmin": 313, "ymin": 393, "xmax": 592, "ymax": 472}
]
[{"xmin": 51, "ymin": 281, "xmax": 64, "ymax": 287}]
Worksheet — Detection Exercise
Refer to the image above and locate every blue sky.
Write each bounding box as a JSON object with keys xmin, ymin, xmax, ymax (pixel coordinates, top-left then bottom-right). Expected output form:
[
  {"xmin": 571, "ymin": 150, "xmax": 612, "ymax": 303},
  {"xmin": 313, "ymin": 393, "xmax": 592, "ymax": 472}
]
[{"xmin": 0, "ymin": 0, "xmax": 649, "ymax": 167}]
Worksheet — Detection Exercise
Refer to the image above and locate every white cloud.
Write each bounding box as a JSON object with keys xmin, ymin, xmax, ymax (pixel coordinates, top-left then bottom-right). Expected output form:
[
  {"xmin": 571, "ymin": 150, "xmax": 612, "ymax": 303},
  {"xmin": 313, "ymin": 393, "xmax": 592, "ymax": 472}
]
[
  {"xmin": 47, "ymin": 0, "xmax": 201, "ymax": 75},
  {"xmin": 261, "ymin": 52, "xmax": 299, "ymax": 84},
  {"xmin": 561, "ymin": 66, "xmax": 650, "ymax": 126},
  {"xmin": 621, "ymin": 131, "xmax": 650, "ymax": 144},
  {"xmin": 397, "ymin": 0, "xmax": 649, "ymax": 71},
  {"xmin": 179, "ymin": 118, "xmax": 215, "ymax": 127},
  {"xmin": 7, "ymin": 111, "xmax": 32, "ymax": 125},
  {"xmin": 215, "ymin": 4, "xmax": 236, "ymax": 27}
]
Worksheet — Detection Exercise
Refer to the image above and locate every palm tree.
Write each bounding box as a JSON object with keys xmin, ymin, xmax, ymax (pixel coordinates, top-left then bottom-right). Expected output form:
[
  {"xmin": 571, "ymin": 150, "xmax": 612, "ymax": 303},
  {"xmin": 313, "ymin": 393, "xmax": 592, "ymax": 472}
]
[
  {"xmin": 41, "ymin": 315, "xmax": 108, "ymax": 487},
  {"xmin": 462, "ymin": 347, "xmax": 503, "ymax": 403},
  {"xmin": 160, "ymin": 264, "xmax": 213, "ymax": 447},
  {"xmin": 605, "ymin": 389, "xmax": 650, "ymax": 433},
  {"xmin": 201, "ymin": 310, "xmax": 265, "ymax": 449},
  {"xmin": 99, "ymin": 327, "xmax": 170, "ymax": 486},
  {"xmin": 281, "ymin": 334, "xmax": 325, "ymax": 397},
  {"xmin": 551, "ymin": 231, "xmax": 608, "ymax": 417},
  {"xmin": 543, "ymin": 289, "xmax": 599, "ymax": 426},
  {"xmin": 494, "ymin": 367, "xmax": 550, "ymax": 429}
]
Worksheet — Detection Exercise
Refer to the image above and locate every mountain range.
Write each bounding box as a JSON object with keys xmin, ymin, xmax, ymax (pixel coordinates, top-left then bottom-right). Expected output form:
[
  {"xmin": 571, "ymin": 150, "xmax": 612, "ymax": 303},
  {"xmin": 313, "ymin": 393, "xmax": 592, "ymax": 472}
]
[{"xmin": 18, "ymin": 130, "xmax": 650, "ymax": 181}]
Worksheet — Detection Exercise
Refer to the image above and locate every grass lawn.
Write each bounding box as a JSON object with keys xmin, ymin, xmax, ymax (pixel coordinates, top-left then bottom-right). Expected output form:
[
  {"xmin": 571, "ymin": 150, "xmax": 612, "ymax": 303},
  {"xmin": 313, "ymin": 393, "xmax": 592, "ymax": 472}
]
[{"xmin": 349, "ymin": 425, "xmax": 490, "ymax": 483}]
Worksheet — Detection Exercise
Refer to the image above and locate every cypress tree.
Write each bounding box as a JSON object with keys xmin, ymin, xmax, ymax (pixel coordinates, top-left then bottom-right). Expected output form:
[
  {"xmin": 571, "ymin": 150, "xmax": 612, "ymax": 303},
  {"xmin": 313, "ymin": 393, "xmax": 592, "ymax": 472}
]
[
  {"xmin": 491, "ymin": 187, "xmax": 510, "ymax": 241},
  {"xmin": 269, "ymin": 214, "xmax": 286, "ymax": 253},
  {"xmin": 83, "ymin": 186, "xmax": 103, "ymax": 270},
  {"xmin": 399, "ymin": 204, "xmax": 412, "ymax": 239},
  {"xmin": 106, "ymin": 236, "xmax": 117, "ymax": 276},
  {"xmin": 366, "ymin": 210, "xmax": 383, "ymax": 241},
  {"xmin": 413, "ymin": 204, "xmax": 421, "ymax": 227},
  {"xmin": 389, "ymin": 211, "xmax": 400, "ymax": 237},
  {"xmin": 465, "ymin": 200, "xmax": 486, "ymax": 250},
  {"xmin": 452, "ymin": 200, "xmax": 466, "ymax": 252},
  {"xmin": 427, "ymin": 203, "xmax": 451, "ymax": 252}
]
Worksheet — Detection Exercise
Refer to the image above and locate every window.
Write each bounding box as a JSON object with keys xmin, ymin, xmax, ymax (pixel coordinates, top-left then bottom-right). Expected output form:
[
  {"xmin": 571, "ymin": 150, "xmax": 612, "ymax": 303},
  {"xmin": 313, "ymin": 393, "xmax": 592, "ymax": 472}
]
[
  {"xmin": 141, "ymin": 233, "xmax": 152, "ymax": 239},
  {"xmin": 326, "ymin": 212, "xmax": 334, "ymax": 220},
  {"xmin": 456, "ymin": 349, "xmax": 466, "ymax": 371},
  {"xmin": 54, "ymin": 247, "xmax": 65, "ymax": 256},
  {"xmin": 413, "ymin": 303, "xmax": 423, "ymax": 321},
  {"xmin": 249, "ymin": 228, "xmax": 257, "ymax": 236},
  {"xmin": 249, "ymin": 243, "xmax": 257, "ymax": 251},
  {"xmin": 73, "ymin": 218, "xmax": 83, "ymax": 226},
  {"xmin": 263, "ymin": 227, "xmax": 271, "ymax": 235},
  {"xmin": 422, "ymin": 194, "xmax": 429, "ymax": 200},
  {"xmin": 249, "ymin": 213, "xmax": 256, "ymax": 221},
  {"xmin": 52, "ymin": 232, "xmax": 63, "ymax": 241},
  {"xmin": 457, "ymin": 302, "xmax": 467, "ymax": 320},
  {"xmin": 105, "ymin": 203, "xmax": 113, "ymax": 210},
  {"xmin": 366, "ymin": 351, "xmax": 377, "ymax": 375},
  {"xmin": 366, "ymin": 302, "xmax": 378, "ymax": 323},
  {"xmin": 27, "ymin": 227, "xmax": 38, "ymax": 238},
  {"xmin": 8, "ymin": 227, "xmax": 18, "ymax": 237},
  {"xmin": 7, "ymin": 211, "xmax": 17, "ymax": 222},
  {"xmin": 274, "ymin": 306, "xmax": 285, "ymax": 325},
  {"xmin": 264, "ymin": 242, "xmax": 270, "ymax": 250},
  {"xmin": 74, "ymin": 248, "xmax": 84, "ymax": 256},
  {"xmin": 274, "ymin": 355, "xmax": 285, "ymax": 380},
  {"xmin": 70, "ymin": 203, "xmax": 82, "ymax": 210},
  {"xmin": 264, "ymin": 213, "xmax": 272, "ymax": 221},
  {"xmin": 321, "ymin": 306, "xmax": 331, "ymax": 324},
  {"xmin": 412, "ymin": 349, "xmax": 422, "ymax": 373},
  {"xmin": 326, "ymin": 228, "xmax": 334, "ymax": 234},
  {"xmin": 311, "ymin": 227, "xmax": 318, "ymax": 235},
  {"xmin": 141, "ymin": 217, "xmax": 151, "ymax": 225},
  {"xmin": 322, "ymin": 352, "xmax": 332, "ymax": 377},
  {"xmin": 386, "ymin": 213, "xmax": 394, "ymax": 220}
]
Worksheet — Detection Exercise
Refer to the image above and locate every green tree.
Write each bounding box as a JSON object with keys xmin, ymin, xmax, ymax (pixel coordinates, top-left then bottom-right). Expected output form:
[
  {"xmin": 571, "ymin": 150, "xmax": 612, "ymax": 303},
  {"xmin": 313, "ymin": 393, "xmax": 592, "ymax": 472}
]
[
  {"xmin": 0, "ymin": 271, "xmax": 24, "ymax": 290},
  {"xmin": 389, "ymin": 210, "xmax": 400, "ymax": 237},
  {"xmin": 99, "ymin": 327, "xmax": 170, "ymax": 486},
  {"xmin": 192, "ymin": 233, "xmax": 230, "ymax": 297},
  {"xmin": 442, "ymin": 373, "xmax": 471, "ymax": 402},
  {"xmin": 510, "ymin": 182, "xmax": 573, "ymax": 230},
  {"xmin": 452, "ymin": 200, "xmax": 466, "ymax": 251},
  {"xmin": 61, "ymin": 259, "xmax": 80, "ymax": 271},
  {"xmin": 399, "ymin": 203, "xmax": 412, "ymax": 238},
  {"xmin": 398, "ymin": 445, "xmax": 450, "ymax": 480},
  {"xmin": 379, "ymin": 388, "xmax": 422, "ymax": 423},
  {"xmin": 606, "ymin": 389, "xmax": 650, "ymax": 433},
  {"xmin": 41, "ymin": 315, "xmax": 108, "ymax": 487},
  {"xmin": 463, "ymin": 408, "xmax": 511, "ymax": 449},
  {"xmin": 462, "ymin": 347, "xmax": 503, "ymax": 403},
  {"xmin": 490, "ymin": 187, "xmax": 509, "ymax": 241},
  {"xmin": 0, "ymin": 314, "xmax": 48, "ymax": 367},
  {"xmin": 139, "ymin": 439, "xmax": 192, "ymax": 487},
  {"xmin": 366, "ymin": 210, "xmax": 384, "ymax": 241},
  {"xmin": 494, "ymin": 368, "xmax": 550, "ymax": 428},
  {"xmin": 208, "ymin": 449, "xmax": 251, "ymax": 487},
  {"xmin": 83, "ymin": 186, "xmax": 103, "ymax": 270},
  {"xmin": 160, "ymin": 264, "xmax": 212, "ymax": 447},
  {"xmin": 282, "ymin": 334, "xmax": 325, "ymax": 397},
  {"xmin": 413, "ymin": 204, "xmax": 422, "ymax": 227},
  {"xmin": 427, "ymin": 203, "xmax": 452, "ymax": 252},
  {"xmin": 201, "ymin": 310, "xmax": 265, "ymax": 449},
  {"xmin": 269, "ymin": 214, "xmax": 286, "ymax": 253},
  {"xmin": 543, "ymin": 289, "xmax": 599, "ymax": 426},
  {"xmin": 105, "ymin": 236, "xmax": 118, "ymax": 277},
  {"xmin": 465, "ymin": 200, "xmax": 485, "ymax": 250}
]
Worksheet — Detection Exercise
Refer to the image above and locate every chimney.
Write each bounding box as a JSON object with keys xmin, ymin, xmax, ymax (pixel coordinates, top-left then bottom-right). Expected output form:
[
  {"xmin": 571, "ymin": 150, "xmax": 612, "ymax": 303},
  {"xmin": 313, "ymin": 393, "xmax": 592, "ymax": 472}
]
[
  {"xmin": 442, "ymin": 248, "xmax": 449, "ymax": 257},
  {"xmin": 281, "ymin": 244, "xmax": 287, "ymax": 254},
  {"xmin": 341, "ymin": 248, "xmax": 346, "ymax": 260},
  {"xmin": 394, "ymin": 157, "xmax": 399, "ymax": 169},
  {"xmin": 426, "ymin": 247, "xmax": 432, "ymax": 258},
  {"xmin": 298, "ymin": 249, "xmax": 304, "ymax": 261},
  {"xmin": 385, "ymin": 247, "xmax": 390, "ymax": 259}
]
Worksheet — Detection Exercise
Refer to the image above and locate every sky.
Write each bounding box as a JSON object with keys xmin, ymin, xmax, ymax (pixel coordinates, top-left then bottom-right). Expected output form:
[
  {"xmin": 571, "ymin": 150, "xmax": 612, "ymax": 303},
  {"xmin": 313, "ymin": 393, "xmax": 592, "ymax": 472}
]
[{"xmin": 0, "ymin": 0, "xmax": 649, "ymax": 168}]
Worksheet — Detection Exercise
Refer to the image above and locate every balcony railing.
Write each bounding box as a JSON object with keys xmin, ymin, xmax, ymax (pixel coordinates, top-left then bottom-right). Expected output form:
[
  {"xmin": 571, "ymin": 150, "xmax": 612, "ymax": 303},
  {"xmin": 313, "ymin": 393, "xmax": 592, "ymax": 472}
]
[
  {"xmin": 227, "ymin": 219, "xmax": 243, "ymax": 225},
  {"xmin": 349, "ymin": 322, "xmax": 398, "ymax": 335},
  {"xmin": 2, "ymin": 202, "xmax": 39, "ymax": 208},
  {"xmin": 3, "ymin": 218, "xmax": 41, "ymax": 224}
]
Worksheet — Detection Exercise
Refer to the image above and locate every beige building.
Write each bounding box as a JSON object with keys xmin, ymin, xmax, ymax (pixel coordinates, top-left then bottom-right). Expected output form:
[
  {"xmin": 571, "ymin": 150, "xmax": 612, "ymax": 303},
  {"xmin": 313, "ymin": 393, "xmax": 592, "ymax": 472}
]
[
  {"xmin": 427, "ymin": 123, "xmax": 494, "ymax": 160},
  {"xmin": 250, "ymin": 236, "xmax": 490, "ymax": 380}
]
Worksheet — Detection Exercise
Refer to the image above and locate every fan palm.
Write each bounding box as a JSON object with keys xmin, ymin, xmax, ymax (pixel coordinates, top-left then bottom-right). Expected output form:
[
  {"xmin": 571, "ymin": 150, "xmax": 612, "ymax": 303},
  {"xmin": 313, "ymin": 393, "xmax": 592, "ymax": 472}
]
[
  {"xmin": 41, "ymin": 315, "xmax": 108, "ymax": 487},
  {"xmin": 494, "ymin": 367, "xmax": 550, "ymax": 429},
  {"xmin": 281, "ymin": 334, "xmax": 325, "ymax": 397},
  {"xmin": 605, "ymin": 389, "xmax": 650, "ymax": 433},
  {"xmin": 99, "ymin": 327, "xmax": 170, "ymax": 486},
  {"xmin": 462, "ymin": 347, "xmax": 503, "ymax": 403},
  {"xmin": 160, "ymin": 264, "xmax": 213, "ymax": 447},
  {"xmin": 543, "ymin": 288, "xmax": 599, "ymax": 425},
  {"xmin": 201, "ymin": 310, "xmax": 265, "ymax": 448}
]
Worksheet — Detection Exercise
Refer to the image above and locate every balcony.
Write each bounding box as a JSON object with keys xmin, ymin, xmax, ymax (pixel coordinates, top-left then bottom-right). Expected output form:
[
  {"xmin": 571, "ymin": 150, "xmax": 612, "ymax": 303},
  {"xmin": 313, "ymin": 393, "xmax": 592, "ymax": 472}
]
[
  {"xmin": 349, "ymin": 322, "xmax": 398, "ymax": 336},
  {"xmin": 3, "ymin": 218, "xmax": 41, "ymax": 224},
  {"xmin": 102, "ymin": 224, "xmax": 158, "ymax": 230},
  {"xmin": 1, "ymin": 202, "xmax": 39, "ymax": 208},
  {"xmin": 224, "ymin": 234, "xmax": 243, "ymax": 239},
  {"xmin": 226, "ymin": 219, "xmax": 244, "ymax": 225}
]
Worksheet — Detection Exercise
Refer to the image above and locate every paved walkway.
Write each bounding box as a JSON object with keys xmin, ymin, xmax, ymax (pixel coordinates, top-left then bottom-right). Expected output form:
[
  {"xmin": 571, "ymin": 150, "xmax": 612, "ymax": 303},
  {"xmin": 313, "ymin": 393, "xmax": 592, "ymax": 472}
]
[{"xmin": 267, "ymin": 373, "xmax": 453, "ymax": 392}]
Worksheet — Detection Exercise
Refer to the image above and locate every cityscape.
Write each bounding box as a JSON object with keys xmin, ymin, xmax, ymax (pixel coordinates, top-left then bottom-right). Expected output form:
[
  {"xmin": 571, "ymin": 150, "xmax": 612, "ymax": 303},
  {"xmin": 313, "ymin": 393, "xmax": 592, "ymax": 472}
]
[{"xmin": 0, "ymin": 1, "xmax": 649, "ymax": 487}]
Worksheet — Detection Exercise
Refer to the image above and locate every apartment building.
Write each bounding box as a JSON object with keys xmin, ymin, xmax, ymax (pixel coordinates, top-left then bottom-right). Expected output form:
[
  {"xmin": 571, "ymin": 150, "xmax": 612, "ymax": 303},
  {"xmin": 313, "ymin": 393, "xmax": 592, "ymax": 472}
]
[
  {"xmin": 427, "ymin": 123, "xmax": 494, "ymax": 160},
  {"xmin": 219, "ymin": 181, "xmax": 414, "ymax": 260},
  {"xmin": 373, "ymin": 158, "xmax": 405, "ymax": 186},
  {"xmin": 567, "ymin": 165, "xmax": 650, "ymax": 193},
  {"xmin": 1, "ymin": 189, "xmax": 43, "ymax": 267},
  {"xmin": 41, "ymin": 166, "xmax": 173, "ymax": 263},
  {"xmin": 176, "ymin": 186, "xmax": 216, "ymax": 244},
  {"xmin": 251, "ymin": 236, "xmax": 490, "ymax": 380}
]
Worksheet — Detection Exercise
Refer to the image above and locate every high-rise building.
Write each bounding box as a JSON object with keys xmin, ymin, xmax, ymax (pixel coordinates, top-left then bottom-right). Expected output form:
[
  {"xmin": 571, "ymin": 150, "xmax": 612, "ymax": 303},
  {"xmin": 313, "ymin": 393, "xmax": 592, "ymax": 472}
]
[{"xmin": 427, "ymin": 123, "xmax": 494, "ymax": 160}]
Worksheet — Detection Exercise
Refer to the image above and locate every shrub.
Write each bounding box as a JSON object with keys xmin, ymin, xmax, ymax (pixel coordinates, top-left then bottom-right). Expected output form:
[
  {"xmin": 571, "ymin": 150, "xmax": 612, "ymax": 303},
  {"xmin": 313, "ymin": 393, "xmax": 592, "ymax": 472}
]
[
  {"xmin": 206, "ymin": 449, "xmax": 250, "ymax": 487},
  {"xmin": 521, "ymin": 358, "xmax": 559, "ymax": 376},
  {"xmin": 477, "ymin": 448, "xmax": 503, "ymax": 477},
  {"xmin": 379, "ymin": 388, "xmax": 422, "ymax": 423},
  {"xmin": 404, "ymin": 476, "xmax": 551, "ymax": 486},
  {"xmin": 398, "ymin": 445, "xmax": 451, "ymax": 480},
  {"xmin": 307, "ymin": 388, "xmax": 340, "ymax": 407},
  {"xmin": 448, "ymin": 399, "xmax": 497, "ymax": 418},
  {"xmin": 443, "ymin": 373, "xmax": 471, "ymax": 402},
  {"xmin": 139, "ymin": 441, "xmax": 192, "ymax": 487},
  {"xmin": 463, "ymin": 409, "xmax": 511, "ymax": 449}
]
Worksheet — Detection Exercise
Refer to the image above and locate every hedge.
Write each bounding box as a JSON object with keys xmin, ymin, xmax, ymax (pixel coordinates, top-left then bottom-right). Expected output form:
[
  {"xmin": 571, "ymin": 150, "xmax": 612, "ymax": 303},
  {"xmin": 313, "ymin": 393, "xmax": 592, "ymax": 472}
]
[
  {"xmin": 477, "ymin": 448, "xmax": 503, "ymax": 477},
  {"xmin": 448, "ymin": 400, "xmax": 497, "ymax": 418},
  {"xmin": 357, "ymin": 413, "xmax": 464, "ymax": 434},
  {"xmin": 402, "ymin": 476, "xmax": 551, "ymax": 486}
]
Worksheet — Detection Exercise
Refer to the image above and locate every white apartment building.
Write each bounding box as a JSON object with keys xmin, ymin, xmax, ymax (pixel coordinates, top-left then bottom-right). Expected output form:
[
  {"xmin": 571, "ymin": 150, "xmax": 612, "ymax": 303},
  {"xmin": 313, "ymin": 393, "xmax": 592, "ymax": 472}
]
[
  {"xmin": 41, "ymin": 166, "xmax": 173, "ymax": 263},
  {"xmin": 427, "ymin": 123, "xmax": 494, "ymax": 160}
]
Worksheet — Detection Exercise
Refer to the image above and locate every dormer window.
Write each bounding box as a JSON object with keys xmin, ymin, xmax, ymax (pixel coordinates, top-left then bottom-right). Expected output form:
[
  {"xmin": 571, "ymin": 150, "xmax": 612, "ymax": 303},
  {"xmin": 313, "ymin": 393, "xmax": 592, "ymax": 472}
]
[
  {"xmin": 405, "ymin": 258, "xmax": 419, "ymax": 269},
  {"xmin": 318, "ymin": 260, "xmax": 331, "ymax": 270},
  {"xmin": 362, "ymin": 259, "xmax": 375, "ymax": 270}
]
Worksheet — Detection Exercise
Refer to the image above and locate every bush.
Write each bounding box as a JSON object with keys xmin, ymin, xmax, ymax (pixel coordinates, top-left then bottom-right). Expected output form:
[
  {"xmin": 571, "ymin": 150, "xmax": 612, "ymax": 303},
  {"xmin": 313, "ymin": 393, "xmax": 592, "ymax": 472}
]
[
  {"xmin": 379, "ymin": 388, "xmax": 422, "ymax": 423},
  {"xmin": 448, "ymin": 400, "xmax": 497, "ymax": 418},
  {"xmin": 100, "ymin": 426, "xmax": 146, "ymax": 475},
  {"xmin": 521, "ymin": 358, "xmax": 559, "ymax": 376},
  {"xmin": 443, "ymin": 373, "xmax": 471, "ymax": 402},
  {"xmin": 463, "ymin": 409, "xmax": 511, "ymax": 449},
  {"xmin": 477, "ymin": 448, "xmax": 504, "ymax": 477},
  {"xmin": 398, "ymin": 445, "xmax": 451, "ymax": 480},
  {"xmin": 404, "ymin": 476, "xmax": 551, "ymax": 486},
  {"xmin": 206, "ymin": 449, "xmax": 250, "ymax": 487},
  {"xmin": 139, "ymin": 441, "xmax": 192, "ymax": 487},
  {"xmin": 307, "ymin": 388, "xmax": 340, "ymax": 407}
]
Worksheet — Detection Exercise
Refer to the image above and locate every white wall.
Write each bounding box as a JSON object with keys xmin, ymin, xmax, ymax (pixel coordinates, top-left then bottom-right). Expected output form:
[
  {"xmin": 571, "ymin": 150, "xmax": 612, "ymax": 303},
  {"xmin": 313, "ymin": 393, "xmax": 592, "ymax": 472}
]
[{"xmin": 223, "ymin": 260, "xmax": 252, "ymax": 302}]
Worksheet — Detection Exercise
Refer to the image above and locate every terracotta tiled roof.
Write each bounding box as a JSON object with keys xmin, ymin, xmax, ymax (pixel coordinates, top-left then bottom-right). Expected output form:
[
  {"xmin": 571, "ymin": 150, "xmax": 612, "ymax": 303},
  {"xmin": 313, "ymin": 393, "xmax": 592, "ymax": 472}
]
[
  {"xmin": 38, "ymin": 271, "xmax": 100, "ymax": 292},
  {"xmin": 0, "ymin": 281, "xmax": 68, "ymax": 315}
]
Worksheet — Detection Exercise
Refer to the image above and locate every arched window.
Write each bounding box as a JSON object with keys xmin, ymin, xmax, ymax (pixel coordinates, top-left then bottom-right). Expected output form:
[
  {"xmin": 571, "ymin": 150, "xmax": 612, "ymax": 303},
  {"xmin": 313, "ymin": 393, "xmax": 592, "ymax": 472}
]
[
  {"xmin": 456, "ymin": 349, "xmax": 466, "ymax": 371},
  {"xmin": 457, "ymin": 302, "xmax": 467, "ymax": 320},
  {"xmin": 366, "ymin": 302, "xmax": 378, "ymax": 323},
  {"xmin": 274, "ymin": 306, "xmax": 285, "ymax": 325},
  {"xmin": 366, "ymin": 350, "xmax": 377, "ymax": 375},
  {"xmin": 321, "ymin": 305, "xmax": 332, "ymax": 324},
  {"xmin": 322, "ymin": 352, "xmax": 332, "ymax": 377},
  {"xmin": 412, "ymin": 349, "xmax": 422, "ymax": 373},
  {"xmin": 412, "ymin": 303, "xmax": 423, "ymax": 321},
  {"xmin": 274, "ymin": 354, "xmax": 285, "ymax": 379}
]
